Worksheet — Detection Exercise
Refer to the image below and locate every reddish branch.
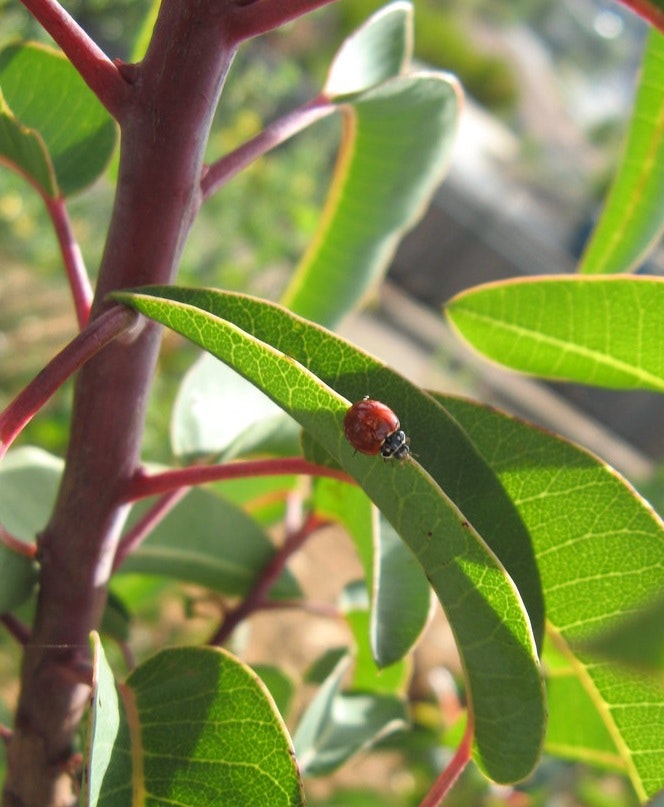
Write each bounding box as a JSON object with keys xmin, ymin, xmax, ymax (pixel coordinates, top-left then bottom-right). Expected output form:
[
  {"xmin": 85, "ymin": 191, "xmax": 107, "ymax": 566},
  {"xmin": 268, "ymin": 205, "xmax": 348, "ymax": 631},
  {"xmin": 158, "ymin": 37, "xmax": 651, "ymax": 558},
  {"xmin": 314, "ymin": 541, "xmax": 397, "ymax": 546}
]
[
  {"xmin": 123, "ymin": 458, "xmax": 353, "ymax": 502},
  {"xmin": 225, "ymin": 0, "xmax": 340, "ymax": 42},
  {"xmin": 0, "ymin": 305, "xmax": 139, "ymax": 460},
  {"xmin": 45, "ymin": 197, "xmax": 93, "ymax": 328},
  {"xmin": 209, "ymin": 511, "xmax": 329, "ymax": 645},
  {"xmin": 18, "ymin": 0, "xmax": 129, "ymax": 120},
  {"xmin": 419, "ymin": 718, "xmax": 474, "ymax": 807},
  {"xmin": 202, "ymin": 94, "xmax": 334, "ymax": 199},
  {"xmin": 3, "ymin": 1, "xmax": 343, "ymax": 805}
]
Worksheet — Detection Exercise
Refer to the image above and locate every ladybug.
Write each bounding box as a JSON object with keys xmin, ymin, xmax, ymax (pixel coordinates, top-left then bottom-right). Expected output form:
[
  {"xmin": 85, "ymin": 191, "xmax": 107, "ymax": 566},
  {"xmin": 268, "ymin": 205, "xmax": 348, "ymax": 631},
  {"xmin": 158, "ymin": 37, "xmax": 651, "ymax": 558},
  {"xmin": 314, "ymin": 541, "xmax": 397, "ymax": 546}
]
[{"xmin": 343, "ymin": 398, "xmax": 410, "ymax": 460}]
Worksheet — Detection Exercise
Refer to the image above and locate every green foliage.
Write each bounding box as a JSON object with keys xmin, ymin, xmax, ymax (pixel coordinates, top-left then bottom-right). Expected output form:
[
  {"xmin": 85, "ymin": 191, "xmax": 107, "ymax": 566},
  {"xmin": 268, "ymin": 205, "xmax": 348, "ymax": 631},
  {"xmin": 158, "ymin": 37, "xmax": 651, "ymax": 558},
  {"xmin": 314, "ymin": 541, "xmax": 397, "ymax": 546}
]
[
  {"xmin": 336, "ymin": 0, "xmax": 518, "ymax": 110},
  {"xmin": 1, "ymin": 2, "xmax": 664, "ymax": 806}
]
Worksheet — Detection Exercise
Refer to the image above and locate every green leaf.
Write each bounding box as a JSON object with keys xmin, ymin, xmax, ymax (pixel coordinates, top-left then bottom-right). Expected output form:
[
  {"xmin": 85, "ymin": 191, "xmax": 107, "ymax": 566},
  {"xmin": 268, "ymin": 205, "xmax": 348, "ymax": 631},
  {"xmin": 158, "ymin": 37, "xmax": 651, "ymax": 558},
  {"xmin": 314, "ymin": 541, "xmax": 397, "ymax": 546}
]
[
  {"xmin": 171, "ymin": 353, "xmax": 283, "ymax": 458},
  {"xmin": 341, "ymin": 583, "xmax": 410, "ymax": 695},
  {"xmin": 313, "ymin": 478, "xmax": 431, "ymax": 670},
  {"xmin": 0, "ymin": 447, "xmax": 61, "ymax": 539},
  {"xmin": 112, "ymin": 286, "xmax": 546, "ymax": 784},
  {"xmin": 446, "ymin": 276, "xmax": 664, "ymax": 391},
  {"xmin": 440, "ymin": 394, "xmax": 664, "ymax": 800},
  {"xmin": 324, "ymin": 1, "xmax": 412, "ymax": 98},
  {"xmin": 579, "ymin": 28, "xmax": 664, "ymax": 274},
  {"xmin": 0, "ymin": 42, "xmax": 116, "ymax": 197},
  {"xmin": 0, "ymin": 447, "xmax": 61, "ymax": 610},
  {"xmin": 82, "ymin": 633, "xmax": 133, "ymax": 807},
  {"xmin": 0, "ymin": 87, "xmax": 56, "ymax": 196},
  {"xmin": 293, "ymin": 654, "xmax": 407, "ymax": 776},
  {"xmin": 119, "ymin": 488, "xmax": 301, "ymax": 600},
  {"xmin": 580, "ymin": 590, "xmax": 664, "ymax": 676},
  {"xmin": 84, "ymin": 637, "xmax": 304, "ymax": 806},
  {"xmin": 280, "ymin": 73, "xmax": 460, "ymax": 327},
  {"xmin": 251, "ymin": 664, "xmax": 295, "ymax": 719}
]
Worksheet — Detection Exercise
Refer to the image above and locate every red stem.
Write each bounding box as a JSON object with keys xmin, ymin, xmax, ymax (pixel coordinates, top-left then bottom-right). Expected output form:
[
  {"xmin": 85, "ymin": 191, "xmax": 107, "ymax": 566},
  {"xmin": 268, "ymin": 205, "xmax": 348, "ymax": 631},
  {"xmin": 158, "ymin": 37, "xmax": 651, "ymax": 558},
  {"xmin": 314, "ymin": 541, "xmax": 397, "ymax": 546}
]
[
  {"xmin": 419, "ymin": 719, "xmax": 474, "ymax": 807},
  {"xmin": 0, "ymin": 305, "xmax": 140, "ymax": 460},
  {"xmin": 45, "ymin": 197, "xmax": 93, "ymax": 328},
  {"xmin": 202, "ymin": 95, "xmax": 334, "ymax": 199},
  {"xmin": 113, "ymin": 488, "xmax": 189, "ymax": 572},
  {"xmin": 226, "ymin": 0, "xmax": 340, "ymax": 43},
  {"xmin": 0, "ymin": 615, "xmax": 31, "ymax": 646},
  {"xmin": 122, "ymin": 458, "xmax": 354, "ymax": 502},
  {"xmin": 209, "ymin": 511, "xmax": 328, "ymax": 645},
  {"xmin": 618, "ymin": 0, "xmax": 664, "ymax": 31},
  {"xmin": 19, "ymin": 0, "xmax": 130, "ymax": 120}
]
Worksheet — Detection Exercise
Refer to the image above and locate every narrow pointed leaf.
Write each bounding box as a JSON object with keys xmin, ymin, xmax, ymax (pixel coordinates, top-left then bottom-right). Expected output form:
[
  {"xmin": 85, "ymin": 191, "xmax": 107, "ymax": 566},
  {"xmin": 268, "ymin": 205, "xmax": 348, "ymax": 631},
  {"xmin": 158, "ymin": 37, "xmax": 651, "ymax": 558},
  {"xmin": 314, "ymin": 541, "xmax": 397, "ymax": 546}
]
[
  {"xmin": 440, "ymin": 394, "xmax": 664, "ymax": 800},
  {"xmin": 446, "ymin": 276, "xmax": 664, "ymax": 391},
  {"xmin": 313, "ymin": 478, "xmax": 432, "ymax": 669},
  {"xmin": 293, "ymin": 654, "xmax": 407, "ymax": 776},
  {"xmin": 579, "ymin": 28, "xmax": 664, "ymax": 274},
  {"xmin": 280, "ymin": 73, "xmax": 460, "ymax": 327},
  {"xmin": 113, "ymin": 286, "xmax": 546, "ymax": 783},
  {"xmin": 324, "ymin": 1, "xmax": 411, "ymax": 98},
  {"xmin": 86, "ymin": 641, "xmax": 304, "ymax": 806},
  {"xmin": 83, "ymin": 633, "xmax": 133, "ymax": 807},
  {"xmin": 0, "ymin": 43, "xmax": 116, "ymax": 196}
]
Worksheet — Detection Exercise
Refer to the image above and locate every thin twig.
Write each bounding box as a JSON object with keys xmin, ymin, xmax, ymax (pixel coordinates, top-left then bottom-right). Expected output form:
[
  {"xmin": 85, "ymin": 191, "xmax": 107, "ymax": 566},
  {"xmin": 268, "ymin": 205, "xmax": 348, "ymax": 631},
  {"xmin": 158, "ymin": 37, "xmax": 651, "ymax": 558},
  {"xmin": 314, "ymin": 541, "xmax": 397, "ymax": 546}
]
[
  {"xmin": 0, "ymin": 306, "xmax": 140, "ymax": 459},
  {"xmin": 225, "ymin": 0, "xmax": 340, "ymax": 43},
  {"xmin": 209, "ymin": 511, "xmax": 328, "ymax": 645},
  {"xmin": 0, "ymin": 614, "xmax": 32, "ymax": 646},
  {"xmin": 113, "ymin": 487, "xmax": 189, "ymax": 572},
  {"xmin": 419, "ymin": 718, "xmax": 474, "ymax": 807},
  {"xmin": 45, "ymin": 196, "xmax": 93, "ymax": 328},
  {"xmin": 202, "ymin": 95, "xmax": 334, "ymax": 200},
  {"xmin": 19, "ymin": 0, "xmax": 129, "ymax": 119},
  {"xmin": 122, "ymin": 458, "xmax": 353, "ymax": 503}
]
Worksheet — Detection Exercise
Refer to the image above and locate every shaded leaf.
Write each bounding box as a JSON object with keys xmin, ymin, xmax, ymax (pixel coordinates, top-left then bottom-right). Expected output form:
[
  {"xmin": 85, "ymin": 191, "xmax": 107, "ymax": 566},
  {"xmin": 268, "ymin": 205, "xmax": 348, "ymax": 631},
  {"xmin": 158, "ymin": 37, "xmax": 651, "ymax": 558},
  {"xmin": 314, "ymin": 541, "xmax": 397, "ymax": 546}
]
[
  {"xmin": 0, "ymin": 42, "xmax": 116, "ymax": 197},
  {"xmin": 85, "ymin": 638, "xmax": 304, "ymax": 806},
  {"xmin": 119, "ymin": 488, "xmax": 301, "ymax": 600},
  {"xmin": 293, "ymin": 654, "xmax": 407, "ymax": 776},
  {"xmin": 446, "ymin": 276, "xmax": 664, "ymax": 391}
]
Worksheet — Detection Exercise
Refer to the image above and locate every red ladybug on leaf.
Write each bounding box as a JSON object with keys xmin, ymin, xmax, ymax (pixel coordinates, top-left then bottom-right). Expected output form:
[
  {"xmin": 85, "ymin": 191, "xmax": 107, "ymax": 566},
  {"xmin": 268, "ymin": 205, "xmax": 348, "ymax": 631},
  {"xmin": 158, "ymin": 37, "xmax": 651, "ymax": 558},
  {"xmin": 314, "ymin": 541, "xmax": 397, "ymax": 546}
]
[{"xmin": 343, "ymin": 397, "xmax": 410, "ymax": 460}]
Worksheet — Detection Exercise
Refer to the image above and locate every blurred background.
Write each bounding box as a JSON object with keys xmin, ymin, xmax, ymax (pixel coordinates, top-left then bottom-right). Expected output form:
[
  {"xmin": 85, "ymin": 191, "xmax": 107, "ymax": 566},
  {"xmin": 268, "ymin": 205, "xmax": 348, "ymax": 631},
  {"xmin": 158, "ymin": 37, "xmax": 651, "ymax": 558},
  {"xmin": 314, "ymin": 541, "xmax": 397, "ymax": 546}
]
[{"xmin": 0, "ymin": 1, "xmax": 660, "ymax": 805}]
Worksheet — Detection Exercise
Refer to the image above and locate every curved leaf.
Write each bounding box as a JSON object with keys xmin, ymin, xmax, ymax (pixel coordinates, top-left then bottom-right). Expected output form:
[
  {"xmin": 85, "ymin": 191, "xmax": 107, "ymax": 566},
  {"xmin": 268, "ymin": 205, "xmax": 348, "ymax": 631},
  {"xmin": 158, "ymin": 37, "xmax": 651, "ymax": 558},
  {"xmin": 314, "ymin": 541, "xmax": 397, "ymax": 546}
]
[
  {"xmin": 171, "ymin": 353, "xmax": 282, "ymax": 458},
  {"xmin": 113, "ymin": 286, "xmax": 546, "ymax": 784},
  {"xmin": 0, "ymin": 42, "xmax": 116, "ymax": 197},
  {"xmin": 446, "ymin": 276, "xmax": 664, "ymax": 391},
  {"xmin": 0, "ymin": 447, "xmax": 61, "ymax": 610},
  {"xmin": 440, "ymin": 394, "xmax": 664, "ymax": 800},
  {"xmin": 579, "ymin": 28, "xmax": 664, "ymax": 274},
  {"xmin": 293, "ymin": 654, "xmax": 408, "ymax": 777},
  {"xmin": 324, "ymin": 1, "xmax": 412, "ymax": 98},
  {"xmin": 85, "ymin": 635, "xmax": 304, "ymax": 806},
  {"xmin": 280, "ymin": 72, "xmax": 460, "ymax": 327}
]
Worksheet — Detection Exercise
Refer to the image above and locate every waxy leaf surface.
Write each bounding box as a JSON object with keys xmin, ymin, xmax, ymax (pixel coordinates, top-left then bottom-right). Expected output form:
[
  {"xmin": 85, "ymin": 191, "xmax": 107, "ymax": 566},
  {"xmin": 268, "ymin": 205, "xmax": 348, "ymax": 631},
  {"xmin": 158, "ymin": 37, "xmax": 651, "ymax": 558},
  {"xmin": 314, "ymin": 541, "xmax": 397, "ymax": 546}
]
[{"xmin": 113, "ymin": 286, "xmax": 546, "ymax": 783}]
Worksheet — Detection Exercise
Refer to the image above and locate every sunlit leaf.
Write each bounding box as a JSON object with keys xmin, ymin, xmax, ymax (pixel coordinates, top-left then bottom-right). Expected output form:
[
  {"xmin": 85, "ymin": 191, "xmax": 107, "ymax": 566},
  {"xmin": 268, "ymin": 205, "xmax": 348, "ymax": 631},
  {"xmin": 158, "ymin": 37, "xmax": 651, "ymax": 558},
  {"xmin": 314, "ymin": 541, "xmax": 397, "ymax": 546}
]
[
  {"xmin": 440, "ymin": 394, "xmax": 664, "ymax": 800},
  {"xmin": 280, "ymin": 4, "xmax": 460, "ymax": 327},
  {"xmin": 579, "ymin": 28, "xmax": 664, "ymax": 274},
  {"xmin": 446, "ymin": 276, "xmax": 664, "ymax": 391},
  {"xmin": 113, "ymin": 286, "xmax": 546, "ymax": 783}
]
